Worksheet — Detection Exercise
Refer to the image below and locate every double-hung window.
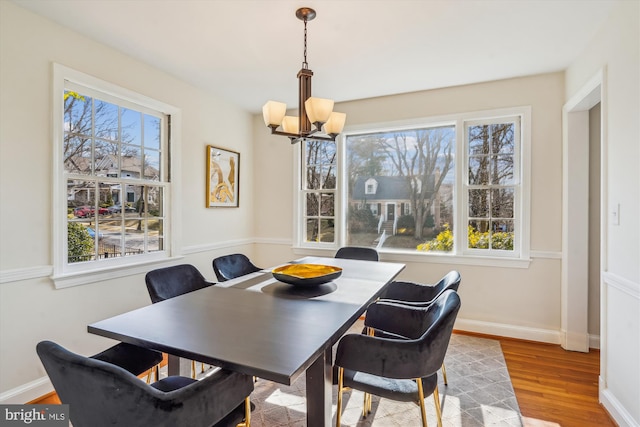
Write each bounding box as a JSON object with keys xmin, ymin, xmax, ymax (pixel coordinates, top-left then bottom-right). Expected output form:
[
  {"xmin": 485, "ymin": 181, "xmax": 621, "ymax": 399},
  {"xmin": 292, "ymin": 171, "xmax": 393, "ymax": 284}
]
[
  {"xmin": 52, "ymin": 64, "xmax": 180, "ymax": 287},
  {"xmin": 301, "ymin": 139, "xmax": 337, "ymax": 245},
  {"xmin": 464, "ymin": 117, "xmax": 521, "ymax": 255},
  {"xmin": 296, "ymin": 107, "xmax": 530, "ymax": 264}
]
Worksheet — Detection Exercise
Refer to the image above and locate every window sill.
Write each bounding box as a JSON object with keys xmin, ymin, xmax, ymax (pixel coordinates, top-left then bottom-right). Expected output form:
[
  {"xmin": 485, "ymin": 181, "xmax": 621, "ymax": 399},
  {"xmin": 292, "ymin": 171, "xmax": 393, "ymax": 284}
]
[
  {"xmin": 291, "ymin": 246, "xmax": 531, "ymax": 269},
  {"xmin": 51, "ymin": 255, "xmax": 184, "ymax": 289}
]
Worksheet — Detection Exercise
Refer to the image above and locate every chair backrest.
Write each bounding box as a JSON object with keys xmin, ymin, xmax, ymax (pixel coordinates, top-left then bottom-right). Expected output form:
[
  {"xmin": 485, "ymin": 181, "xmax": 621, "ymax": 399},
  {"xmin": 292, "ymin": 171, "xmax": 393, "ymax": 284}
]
[
  {"xmin": 413, "ymin": 289, "xmax": 461, "ymax": 375},
  {"xmin": 145, "ymin": 264, "xmax": 212, "ymax": 303},
  {"xmin": 433, "ymin": 270, "xmax": 461, "ymax": 294},
  {"xmin": 383, "ymin": 270, "xmax": 461, "ymax": 303},
  {"xmin": 37, "ymin": 340, "xmax": 253, "ymax": 427},
  {"xmin": 337, "ymin": 289, "xmax": 461, "ymax": 381},
  {"xmin": 37, "ymin": 341, "xmax": 166, "ymax": 426},
  {"xmin": 334, "ymin": 246, "xmax": 379, "ymax": 261},
  {"xmin": 212, "ymin": 253, "xmax": 261, "ymax": 282}
]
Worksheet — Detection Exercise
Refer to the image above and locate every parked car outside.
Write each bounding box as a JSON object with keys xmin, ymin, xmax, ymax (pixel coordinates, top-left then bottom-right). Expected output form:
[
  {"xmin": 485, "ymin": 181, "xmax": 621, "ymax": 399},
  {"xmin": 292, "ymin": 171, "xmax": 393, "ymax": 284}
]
[
  {"xmin": 107, "ymin": 204, "xmax": 136, "ymax": 214},
  {"xmin": 74, "ymin": 206, "xmax": 108, "ymax": 217},
  {"xmin": 74, "ymin": 206, "xmax": 91, "ymax": 218}
]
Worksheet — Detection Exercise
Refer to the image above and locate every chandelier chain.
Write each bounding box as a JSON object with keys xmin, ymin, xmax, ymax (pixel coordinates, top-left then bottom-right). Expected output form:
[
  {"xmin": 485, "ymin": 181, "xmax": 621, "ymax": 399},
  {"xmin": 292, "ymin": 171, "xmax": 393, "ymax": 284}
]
[{"xmin": 302, "ymin": 18, "xmax": 308, "ymax": 69}]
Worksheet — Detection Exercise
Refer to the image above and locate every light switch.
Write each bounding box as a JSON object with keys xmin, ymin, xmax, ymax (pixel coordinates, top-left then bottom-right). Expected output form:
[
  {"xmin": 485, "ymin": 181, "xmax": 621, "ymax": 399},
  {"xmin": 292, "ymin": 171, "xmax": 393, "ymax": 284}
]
[{"xmin": 611, "ymin": 203, "xmax": 620, "ymax": 226}]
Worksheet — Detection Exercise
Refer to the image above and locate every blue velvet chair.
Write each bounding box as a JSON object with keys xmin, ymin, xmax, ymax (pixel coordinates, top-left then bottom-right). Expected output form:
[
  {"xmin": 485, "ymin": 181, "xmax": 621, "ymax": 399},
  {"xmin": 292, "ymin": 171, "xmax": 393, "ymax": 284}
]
[
  {"xmin": 374, "ymin": 270, "xmax": 461, "ymax": 385},
  {"xmin": 381, "ymin": 270, "xmax": 461, "ymax": 305},
  {"xmin": 212, "ymin": 254, "xmax": 261, "ymax": 282},
  {"xmin": 335, "ymin": 290, "xmax": 461, "ymax": 427},
  {"xmin": 145, "ymin": 264, "xmax": 216, "ymax": 378},
  {"xmin": 145, "ymin": 264, "xmax": 215, "ymax": 304},
  {"xmin": 334, "ymin": 246, "xmax": 379, "ymax": 261},
  {"xmin": 37, "ymin": 340, "xmax": 253, "ymax": 427}
]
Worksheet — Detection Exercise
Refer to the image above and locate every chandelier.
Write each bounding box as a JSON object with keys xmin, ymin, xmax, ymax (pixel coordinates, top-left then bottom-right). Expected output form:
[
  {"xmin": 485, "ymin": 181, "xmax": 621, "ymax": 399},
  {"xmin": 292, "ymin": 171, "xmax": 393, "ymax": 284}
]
[{"xmin": 262, "ymin": 7, "xmax": 346, "ymax": 144}]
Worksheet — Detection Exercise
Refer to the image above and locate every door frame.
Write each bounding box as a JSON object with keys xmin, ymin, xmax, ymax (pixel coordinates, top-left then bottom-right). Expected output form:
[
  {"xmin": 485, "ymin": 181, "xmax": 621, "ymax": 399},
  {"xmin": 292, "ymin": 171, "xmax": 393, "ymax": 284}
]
[{"xmin": 561, "ymin": 68, "xmax": 607, "ymax": 353}]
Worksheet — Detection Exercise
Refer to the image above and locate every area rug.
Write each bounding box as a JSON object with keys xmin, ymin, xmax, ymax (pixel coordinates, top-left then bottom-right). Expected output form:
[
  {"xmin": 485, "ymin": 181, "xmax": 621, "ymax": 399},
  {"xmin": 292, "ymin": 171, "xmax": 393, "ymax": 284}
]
[{"xmin": 186, "ymin": 321, "xmax": 523, "ymax": 427}]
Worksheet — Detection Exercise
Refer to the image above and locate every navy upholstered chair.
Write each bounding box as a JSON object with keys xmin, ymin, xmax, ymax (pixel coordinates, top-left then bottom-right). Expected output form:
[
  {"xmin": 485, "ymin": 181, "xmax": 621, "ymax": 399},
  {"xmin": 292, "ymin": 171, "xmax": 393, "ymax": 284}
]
[
  {"xmin": 334, "ymin": 246, "xmax": 379, "ymax": 262},
  {"xmin": 37, "ymin": 340, "xmax": 253, "ymax": 427},
  {"xmin": 145, "ymin": 264, "xmax": 215, "ymax": 304},
  {"xmin": 145, "ymin": 264, "xmax": 215, "ymax": 378},
  {"xmin": 373, "ymin": 270, "xmax": 461, "ymax": 385},
  {"xmin": 381, "ymin": 270, "xmax": 461, "ymax": 305},
  {"xmin": 91, "ymin": 342, "xmax": 162, "ymax": 384},
  {"xmin": 212, "ymin": 254, "xmax": 261, "ymax": 282},
  {"xmin": 334, "ymin": 290, "xmax": 461, "ymax": 427}
]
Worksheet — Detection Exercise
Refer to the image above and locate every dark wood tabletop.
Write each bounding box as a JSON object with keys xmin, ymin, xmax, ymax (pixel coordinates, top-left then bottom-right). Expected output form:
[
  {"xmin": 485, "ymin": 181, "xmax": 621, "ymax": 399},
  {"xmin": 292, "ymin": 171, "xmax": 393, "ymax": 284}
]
[{"xmin": 88, "ymin": 256, "xmax": 405, "ymax": 427}]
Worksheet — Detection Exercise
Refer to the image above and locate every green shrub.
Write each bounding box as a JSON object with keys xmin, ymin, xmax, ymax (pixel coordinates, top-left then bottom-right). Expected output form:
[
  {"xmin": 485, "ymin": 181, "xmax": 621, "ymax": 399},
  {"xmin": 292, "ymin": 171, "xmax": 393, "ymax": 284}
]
[
  {"xmin": 396, "ymin": 215, "xmax": 415, "ymax": 234},
  {"xmin": 348, "ymin": 208, "xmax": 378, "ymax": 233},
  {"xmin": 67, "ymin": 221, "xmax": 94, "ymax": 261}
]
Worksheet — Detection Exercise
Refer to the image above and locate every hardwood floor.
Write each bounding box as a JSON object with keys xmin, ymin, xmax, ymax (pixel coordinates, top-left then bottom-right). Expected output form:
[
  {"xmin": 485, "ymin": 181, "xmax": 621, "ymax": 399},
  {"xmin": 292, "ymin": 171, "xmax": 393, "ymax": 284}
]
[
  {"xmin": 31, "ymin": 334, "xmax": 616, "ymax": 426},
  {"xmin": 496, "ymin": 335, "xmax": 616, "ymax": 427}
]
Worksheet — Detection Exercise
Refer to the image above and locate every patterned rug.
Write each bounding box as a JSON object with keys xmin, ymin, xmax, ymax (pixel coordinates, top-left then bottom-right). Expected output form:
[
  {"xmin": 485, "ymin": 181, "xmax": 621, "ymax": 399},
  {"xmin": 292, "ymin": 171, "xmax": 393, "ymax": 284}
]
[{"xmin": 181, "ymin": 321, "xmax": 523, "ymax": 427}]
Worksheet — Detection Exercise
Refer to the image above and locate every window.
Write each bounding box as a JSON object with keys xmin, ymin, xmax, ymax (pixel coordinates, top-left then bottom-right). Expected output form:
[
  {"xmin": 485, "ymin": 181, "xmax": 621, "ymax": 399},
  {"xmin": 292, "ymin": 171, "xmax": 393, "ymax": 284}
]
[
  {"xmin": 301, "ymin": 139, "xmax": 337, "ymax": 244},
  {"xmin": 53, "ymin": 65, "xmax": 180, "ymax": 287},
  {"xmin": 465, "ymin": 118, "xmax": 519, "ymax": 254},
  {"xmin": 296, "ymin": 107, "xmax": 530, "ymax": 263}
]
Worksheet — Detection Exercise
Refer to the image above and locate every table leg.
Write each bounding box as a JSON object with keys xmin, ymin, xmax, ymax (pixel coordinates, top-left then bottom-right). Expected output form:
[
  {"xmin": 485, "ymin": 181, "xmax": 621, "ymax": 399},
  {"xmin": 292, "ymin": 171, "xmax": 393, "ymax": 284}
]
[
  {"xmin": 306, "ymin": 347, "xmax": 333, "ymax": 427},
  {"xmin": 168, "ymin": 354, "xmax": 181, "ymax": 376},
  {"xmin": 168, "ymin": 355, "xmax": 197, "ymax": 377}
]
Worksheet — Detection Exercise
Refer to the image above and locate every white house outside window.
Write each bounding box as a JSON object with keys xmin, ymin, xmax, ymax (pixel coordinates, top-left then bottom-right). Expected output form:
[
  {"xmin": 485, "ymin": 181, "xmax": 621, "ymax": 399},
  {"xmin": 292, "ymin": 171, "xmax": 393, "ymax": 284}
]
[{"xmin": 296, "ymin": 107, "xmax": 530, "ymax": 264}]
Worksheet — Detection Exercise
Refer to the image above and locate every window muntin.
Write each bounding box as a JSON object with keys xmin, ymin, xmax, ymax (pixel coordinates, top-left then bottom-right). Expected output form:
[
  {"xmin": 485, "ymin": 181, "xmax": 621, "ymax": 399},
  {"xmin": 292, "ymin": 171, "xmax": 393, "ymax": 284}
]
[
  {"xmin": 62, "ymin": 83, "xmax": 168, "ymax": 267},
  {"xmin": 302, "ymin": 140, "xmax": 336, "ymax": 243}
]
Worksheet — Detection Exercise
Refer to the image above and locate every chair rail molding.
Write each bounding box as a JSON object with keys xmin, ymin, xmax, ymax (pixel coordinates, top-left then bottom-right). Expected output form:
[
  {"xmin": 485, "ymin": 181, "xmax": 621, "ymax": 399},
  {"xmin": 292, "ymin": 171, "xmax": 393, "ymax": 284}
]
[{"xmin": 0, "ymin": 266, "xmax": 52, "ymax": 284}]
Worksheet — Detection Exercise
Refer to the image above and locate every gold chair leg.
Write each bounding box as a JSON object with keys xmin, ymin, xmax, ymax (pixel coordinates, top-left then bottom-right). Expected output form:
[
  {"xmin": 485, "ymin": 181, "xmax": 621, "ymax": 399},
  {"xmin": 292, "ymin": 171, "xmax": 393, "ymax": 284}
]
[
  {"xmin": 362, "ymin": 392, "xmax": 368, "ymax": 417},
  {"xmin": 201, "ymin": 362, "xmax": 205, "ymax": 373},
  {"xmin": 336, "ymin": 367, "xmax": 344, "ymax": 427},
  {"xmin": 441, "ymin": 362, "xmax": 448, "ymax": 386},
  {"xmin": 145, "ymin": 369, "xmax": 152, "ymax": 384},
  {"xmin": 236, "ymin": 396, "xmax": 251, "ymax": 427},
  {"xmin": 416, "ymin": 378, "xmax": 428, "ymax": 427},
  {"xmin": 433, "ymin": 386, "xmax": 443, "ymax": 427},
  {"xmin": 191, "ymin": 360, "xmax": 196, "ymax": 379}
]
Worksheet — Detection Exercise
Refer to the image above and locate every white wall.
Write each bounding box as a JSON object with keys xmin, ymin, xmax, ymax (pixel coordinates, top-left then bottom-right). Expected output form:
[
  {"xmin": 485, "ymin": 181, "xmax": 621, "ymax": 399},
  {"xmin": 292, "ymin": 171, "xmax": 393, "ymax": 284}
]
[
  {"xmin": 0, "ymin": 2, "xmax": 255, "ymax": 401},
  {"xmin": 565, "ymin": 2, "xmax": 640, "ymax": 426},
  {"xmin": 253, "ymin": 72, "xmax": 566, "ymax": 342}
]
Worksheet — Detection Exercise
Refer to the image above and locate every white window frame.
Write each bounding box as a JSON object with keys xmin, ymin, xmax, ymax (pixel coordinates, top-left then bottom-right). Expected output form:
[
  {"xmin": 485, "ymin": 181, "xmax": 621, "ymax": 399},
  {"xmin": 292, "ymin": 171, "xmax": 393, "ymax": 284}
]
[
  {"xmin": 294, "ymin": 140, "xmax": 340, "ymax": 250},
  {"xmin": 51, "ymin": 64, "xmax": 183, "ymax": 288},
  {"xmin": 461, "ymin": 115, "xmax": 525, "ymax": 258},
  {"xmin": 293, "ymin": 106, "xmax": 531, "ymax": 267}
]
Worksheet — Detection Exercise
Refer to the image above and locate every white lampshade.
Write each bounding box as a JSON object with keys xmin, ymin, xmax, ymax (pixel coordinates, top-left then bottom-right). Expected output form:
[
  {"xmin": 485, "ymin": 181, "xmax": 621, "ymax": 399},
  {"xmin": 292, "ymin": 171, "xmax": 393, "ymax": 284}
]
[
  {"xmin": 304, "ymin": 97, "xmax": 334, "ymax": 124},
  {"xmin": 281, "ymin": 116, "xmax": 299, "ymax": 134},
  {"xmin": 262, "ymin": 101, "xmax": 287, "ymax": 127},
  {"xmin": 324, "ymin": 112, "xmax": 346, "ymax": 135}
]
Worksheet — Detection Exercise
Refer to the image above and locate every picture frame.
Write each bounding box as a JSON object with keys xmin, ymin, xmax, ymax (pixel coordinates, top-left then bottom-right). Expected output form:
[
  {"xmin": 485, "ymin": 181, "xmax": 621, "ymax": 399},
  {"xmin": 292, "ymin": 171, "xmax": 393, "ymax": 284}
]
[{"xmin": 206, "ymin": 145, "xmax": 239, "ymax": 207}]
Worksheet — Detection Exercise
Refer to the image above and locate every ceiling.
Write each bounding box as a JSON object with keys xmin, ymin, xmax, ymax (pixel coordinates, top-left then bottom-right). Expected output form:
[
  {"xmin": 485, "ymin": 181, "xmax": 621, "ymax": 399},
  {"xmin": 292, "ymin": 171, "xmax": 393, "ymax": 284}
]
[{"xmin": 12, "ymin": 0, "xmax": 617, "ymax": 114}]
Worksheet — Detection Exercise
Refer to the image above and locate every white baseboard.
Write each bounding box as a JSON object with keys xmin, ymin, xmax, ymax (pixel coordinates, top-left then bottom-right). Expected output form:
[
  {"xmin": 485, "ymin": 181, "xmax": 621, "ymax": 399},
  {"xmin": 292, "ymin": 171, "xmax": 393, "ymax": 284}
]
[
  {"xmin": 0, "ymin": 376, "xmax": 53, "ymax": 404},
  {"xmin": 589, "ymin": 333, "xmax": 600, "ymax": 349},
  {"xmin": 600, "ymin": 376, "xmax": 640, "ymax": 427},
  {"xmin": 455, "ymin": 317, "xmax": 562, "ymax": 344},
  {"xmin": 561, "ymin": 329, "xmax": 590, "ymax": 352}
]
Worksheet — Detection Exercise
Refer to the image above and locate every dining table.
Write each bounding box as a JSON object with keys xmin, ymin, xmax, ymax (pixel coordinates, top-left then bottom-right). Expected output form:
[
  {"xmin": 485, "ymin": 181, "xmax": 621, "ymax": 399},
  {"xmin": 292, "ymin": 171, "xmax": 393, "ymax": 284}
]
[{"xmin": 88, "ymin": 256, "xmax": 405, "ymax": 427}]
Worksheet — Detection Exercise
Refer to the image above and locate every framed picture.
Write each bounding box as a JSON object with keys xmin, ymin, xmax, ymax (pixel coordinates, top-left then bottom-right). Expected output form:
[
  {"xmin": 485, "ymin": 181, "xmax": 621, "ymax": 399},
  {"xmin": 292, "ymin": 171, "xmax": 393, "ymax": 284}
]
[{"xmin": 206, "ymin": 145, "xmax": 239, "ymax": 207}]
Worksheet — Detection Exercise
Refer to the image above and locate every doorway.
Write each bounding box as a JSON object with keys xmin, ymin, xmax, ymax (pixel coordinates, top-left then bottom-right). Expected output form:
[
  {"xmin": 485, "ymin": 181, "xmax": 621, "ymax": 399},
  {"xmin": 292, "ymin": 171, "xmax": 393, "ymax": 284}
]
[{"xmin": 562, "ymin": 70, "xmax": 606, "ymax": 352}]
